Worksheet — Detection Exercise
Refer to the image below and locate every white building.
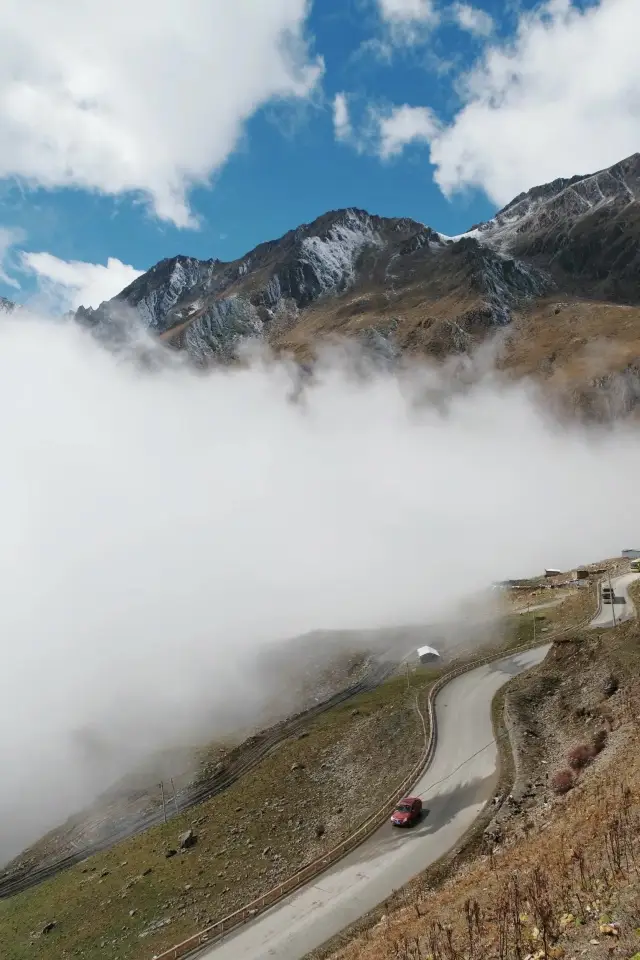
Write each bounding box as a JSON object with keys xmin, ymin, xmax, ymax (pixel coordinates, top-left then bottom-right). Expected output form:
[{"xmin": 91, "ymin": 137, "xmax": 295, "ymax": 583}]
[{"xmin": 417, "ymin": 645, "xmax": 441, "ymax": 664}]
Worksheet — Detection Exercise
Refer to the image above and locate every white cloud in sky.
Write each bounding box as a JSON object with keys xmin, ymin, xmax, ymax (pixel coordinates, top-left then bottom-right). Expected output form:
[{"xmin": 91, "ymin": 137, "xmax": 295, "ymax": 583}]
[
  {"xmin": 375, "ymin": 0, "xmax": 439, "ymax": 43},
  {"xmin": 333, "ymin": 93, "xmax": 352, "ymax": 142},
  {"xmin": 0, "ymin": 0, "xmax": 322, "ymax": 228},
  {"xmin": 452, "ymin": 3, "xmax": 494, "ymax": 36},
  {"xmin": 377, "ymin": 105, "xmax": 441, "ymax": 159},
  {"xmin": 21, "ymin": 252, "xmax": 143, "ymax": 310},
  {"xmin": 373, "ymin": 0, "xmax": 640, "ymax": 204},
  {"xmin": 377, "ymin": 0, "xmax": 437, "ymax": 22}
]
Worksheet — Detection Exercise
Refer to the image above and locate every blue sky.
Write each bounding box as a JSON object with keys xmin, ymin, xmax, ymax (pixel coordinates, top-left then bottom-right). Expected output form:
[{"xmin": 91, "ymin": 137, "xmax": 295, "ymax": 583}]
[{"xmin": 0, "ymin": 0, "xmax": 634, "ymax": 309}]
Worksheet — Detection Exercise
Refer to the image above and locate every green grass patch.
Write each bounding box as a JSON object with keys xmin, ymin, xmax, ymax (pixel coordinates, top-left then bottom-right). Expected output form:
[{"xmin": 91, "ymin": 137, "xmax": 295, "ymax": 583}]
[{"xmin": 0, "ymin": 667, "xmax": 439, "ymax": 960}]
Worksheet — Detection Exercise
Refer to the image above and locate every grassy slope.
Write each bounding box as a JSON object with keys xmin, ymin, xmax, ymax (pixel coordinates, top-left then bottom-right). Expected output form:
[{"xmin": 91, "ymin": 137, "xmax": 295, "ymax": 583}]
[
  {"xmin": 0, "ymin": 577, "xmax": 601, "ymax": 960},
  {"xmin": 0, "ymin": 668, "xmax": 438, "ymax": 960}
]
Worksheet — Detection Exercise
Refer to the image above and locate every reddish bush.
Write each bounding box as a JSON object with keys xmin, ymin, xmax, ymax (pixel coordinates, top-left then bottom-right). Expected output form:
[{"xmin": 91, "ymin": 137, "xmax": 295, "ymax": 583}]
[
  {"xmin": 567, "ymin": 743, "xmax": 596, "ymax": 770},
  {"xmin": 551, "ymin": 769, "xmax": 574, "ymax": 794}
]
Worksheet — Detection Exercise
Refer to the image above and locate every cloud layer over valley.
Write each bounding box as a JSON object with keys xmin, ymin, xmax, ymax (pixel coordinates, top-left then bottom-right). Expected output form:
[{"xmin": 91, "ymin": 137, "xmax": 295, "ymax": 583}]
[{"xmin": 0, "ymin": 314, "xmax": 638, "ymax": 863}]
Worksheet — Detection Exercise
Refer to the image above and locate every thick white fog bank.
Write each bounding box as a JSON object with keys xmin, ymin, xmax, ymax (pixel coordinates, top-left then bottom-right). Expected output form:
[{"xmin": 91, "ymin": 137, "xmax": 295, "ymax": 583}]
[{"xmin": 0, "ymin": 314, "xmax": 637, "ymax": 863}]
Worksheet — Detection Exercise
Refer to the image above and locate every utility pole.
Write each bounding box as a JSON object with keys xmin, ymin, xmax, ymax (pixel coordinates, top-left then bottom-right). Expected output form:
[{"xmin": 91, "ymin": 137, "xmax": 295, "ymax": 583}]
[
  {"xmin": 170, "ymin": 778, "xmax": 179, "ymax": 815},
  {"xmin": 405, "ymin": 661, "xmax": 410, "ymax": 690},
  {"xmin": 608, "ymin": 571, "xmax": 617, "ymax": 627},
  {"xmin": 159, "ymin": 782, "xmax": 167, "ymax": 824}
]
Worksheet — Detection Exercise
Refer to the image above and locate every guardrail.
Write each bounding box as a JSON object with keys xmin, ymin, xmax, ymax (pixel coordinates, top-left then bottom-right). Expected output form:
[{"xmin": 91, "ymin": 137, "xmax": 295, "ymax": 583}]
[{"xmin": 153, "ymin": 597, "xmax": 601, "ymax": 960}]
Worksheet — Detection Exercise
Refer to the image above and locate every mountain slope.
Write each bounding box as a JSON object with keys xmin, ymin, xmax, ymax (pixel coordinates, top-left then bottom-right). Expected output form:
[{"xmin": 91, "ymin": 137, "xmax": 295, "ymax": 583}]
[
  {"xmin": 79, "ymin": 208, "xmax": 552, "ymax": 365},
  {"xmin": 69, "ymin": 151, "xmax": 640, "ymax": 409},
  {"xmin": 468, "ymin": 152, "xmax": 640, "ymax": 303}
]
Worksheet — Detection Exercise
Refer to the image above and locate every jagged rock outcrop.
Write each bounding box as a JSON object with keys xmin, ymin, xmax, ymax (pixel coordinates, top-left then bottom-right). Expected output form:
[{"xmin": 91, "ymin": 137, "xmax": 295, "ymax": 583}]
[
  {"xmin": 470, "ymin": 153, "xmax": 640, "ymax": 304},
  {"xmin": 68, "ymin": 153, "xmax": 639, "ymax": 376},
  {"xmin": 74, "ymin": 208, "xmax": 553, "ymax": 364}
]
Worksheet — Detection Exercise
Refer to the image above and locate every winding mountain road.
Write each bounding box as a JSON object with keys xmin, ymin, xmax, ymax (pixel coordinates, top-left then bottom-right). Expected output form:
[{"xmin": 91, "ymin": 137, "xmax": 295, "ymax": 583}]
[
  {"xmin": 198, "ymin": 646, "xmax": 549, "ymax": 960},
  {"xmin": 590, "ymin": 571, "xmax": 640, "ymax": 628}
]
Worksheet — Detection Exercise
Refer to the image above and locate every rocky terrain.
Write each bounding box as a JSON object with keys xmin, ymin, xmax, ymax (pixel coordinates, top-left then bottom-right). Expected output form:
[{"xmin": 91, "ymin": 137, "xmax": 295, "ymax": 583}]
[{"xmin": 3, "ymin": 154, "xmax": 639, "ymax": 412}]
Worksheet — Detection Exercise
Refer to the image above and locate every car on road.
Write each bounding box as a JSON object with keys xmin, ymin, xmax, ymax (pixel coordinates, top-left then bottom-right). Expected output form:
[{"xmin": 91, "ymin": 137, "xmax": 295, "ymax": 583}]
[{"xmin": 390, "ymin": 796, "xmax": 422, "ymax": 827}]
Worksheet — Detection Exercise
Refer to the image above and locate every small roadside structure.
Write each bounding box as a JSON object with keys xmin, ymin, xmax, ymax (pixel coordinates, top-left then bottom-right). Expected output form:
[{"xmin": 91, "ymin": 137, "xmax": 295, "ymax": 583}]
[
  {"xmin": 417, "ymin": 645, "xmax": 441, "ymax": 664},
  {"xmin": 576, "ymin": 566, "xmax": 589, "ymax": 580},
  {"xmin": 544, "ymin": 568, "xmax": 562, "ymax": 578}
]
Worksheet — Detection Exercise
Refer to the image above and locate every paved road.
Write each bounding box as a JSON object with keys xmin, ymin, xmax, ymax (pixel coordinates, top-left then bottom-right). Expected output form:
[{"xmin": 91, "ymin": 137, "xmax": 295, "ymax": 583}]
[
  {"xmin": 200, "ymin": 646, "xmax": 550, "ymax": 960},
  {"xmin": 590, "ymin": 572, "xmax": 640, "ymax": 629}
]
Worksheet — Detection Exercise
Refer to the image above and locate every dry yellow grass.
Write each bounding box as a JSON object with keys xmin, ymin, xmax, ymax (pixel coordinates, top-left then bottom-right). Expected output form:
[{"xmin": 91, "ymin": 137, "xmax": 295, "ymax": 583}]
[{"xmin": 501, "ymin": 299, "xmax": 640, "ymax": 384}]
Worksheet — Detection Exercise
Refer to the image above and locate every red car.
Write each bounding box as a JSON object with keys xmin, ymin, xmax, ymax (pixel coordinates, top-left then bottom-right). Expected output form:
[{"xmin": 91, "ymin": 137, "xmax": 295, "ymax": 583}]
[{"xmin": 390, "ymin": 796, "xmax": 422, "ymax": 827}]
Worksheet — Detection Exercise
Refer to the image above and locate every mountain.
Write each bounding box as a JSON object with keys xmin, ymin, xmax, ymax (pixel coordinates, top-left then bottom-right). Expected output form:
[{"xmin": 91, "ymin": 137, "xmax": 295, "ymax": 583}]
[
  {"xmin": 466, "ymin": 152, "xmax": 640, "ymax": 304},
  {"xmin": 0, "ymin": 297, "xmax": 16, "ymax": 315},
  {"xmin": 75, "ymin": 152, "xmax": 640, "ymax": 412},
  {"xmin": 78, "ymin": 208, "xmax": 552, "ymax": 365}
]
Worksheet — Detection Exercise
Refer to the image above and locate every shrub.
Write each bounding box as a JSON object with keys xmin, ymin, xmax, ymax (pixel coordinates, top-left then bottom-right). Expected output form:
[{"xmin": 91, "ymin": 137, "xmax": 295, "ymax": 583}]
[
  {"xmin": 551, "ymin": 769, "xmax": 574, "ymax": 794},
  {"xmin": 592, "ymin": 729, "xmax": 608, "ymax": 755},
  {"xmin": 567, "ymin": 743, "xmax": 596, "ymax": 770}
]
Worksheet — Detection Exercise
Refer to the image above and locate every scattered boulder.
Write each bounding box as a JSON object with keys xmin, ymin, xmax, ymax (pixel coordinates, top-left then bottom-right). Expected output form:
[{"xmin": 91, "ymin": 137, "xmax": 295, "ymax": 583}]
[
  {"xmin": 315, "ymin": 823, "xmax": 326, "ymax": 838},
  {"xmin": 165, "ymin": 849, "xmax": 177, "ymax": 859},
  {"xmin": 41, "ymin": 922, "xmax": 57, "ymax": 935},
  {"xmin": 139, "ymin": 917, "xmax": 172, "ymax": 939},
  {"xmin": 142, "ymin": 868, "xmax": 153, "ymax": 877},
  {"xmin": 484, "ymin": 823, "xmax": 503, "ymax": 844},
  {"xmin": 291, "ymin": 762, "xmax": 305, "ymax": 772},
  {"xmin": 179, "ymin": 829, "xmax": 198, "ymax": 850},
  {"xmin": 602, "ymin": 674, "xmax": 619, "ymax": 697}
]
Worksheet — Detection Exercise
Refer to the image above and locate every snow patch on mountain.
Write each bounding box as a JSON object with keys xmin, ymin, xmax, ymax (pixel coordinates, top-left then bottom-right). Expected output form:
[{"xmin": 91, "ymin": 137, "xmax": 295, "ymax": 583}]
[
  {"xmin": 299, "ymin": 211, "xmax": 383, "ymax": 294},
  {"xmin": 462, "ymin": 153, "xmax": 640, "ymax": 253}
]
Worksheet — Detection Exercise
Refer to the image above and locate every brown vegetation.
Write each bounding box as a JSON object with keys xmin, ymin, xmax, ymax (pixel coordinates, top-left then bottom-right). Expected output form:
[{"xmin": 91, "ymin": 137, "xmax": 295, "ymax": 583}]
[{"xmin": 550, "ymin": 769, "xmax": 574, "ymax": 794}]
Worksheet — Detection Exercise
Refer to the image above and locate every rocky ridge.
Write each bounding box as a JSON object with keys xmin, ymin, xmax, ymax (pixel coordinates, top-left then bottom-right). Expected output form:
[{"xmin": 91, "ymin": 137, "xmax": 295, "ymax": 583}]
[{"xmin": 3, "ymin": 154, "xmax": 640, "ymax": 401}]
